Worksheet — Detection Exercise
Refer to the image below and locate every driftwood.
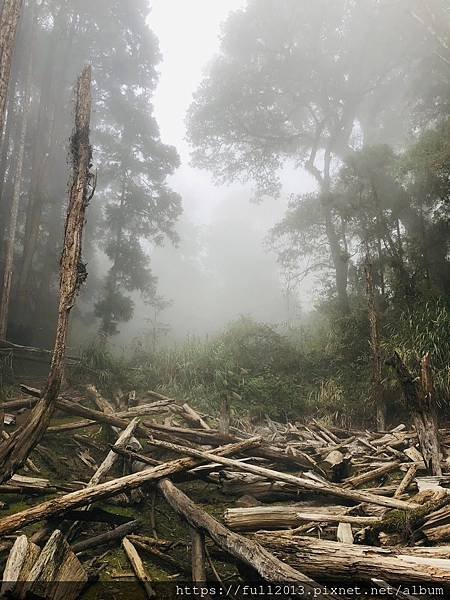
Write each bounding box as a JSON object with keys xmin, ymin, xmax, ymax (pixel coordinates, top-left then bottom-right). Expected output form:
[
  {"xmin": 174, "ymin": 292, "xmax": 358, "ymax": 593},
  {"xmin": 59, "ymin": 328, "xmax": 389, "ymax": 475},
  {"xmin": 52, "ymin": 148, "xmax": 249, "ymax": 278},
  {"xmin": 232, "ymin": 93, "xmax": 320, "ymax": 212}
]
[
  {"xmin": 0, "ymin": 66, "xmax": 93, "ymax": 483},
  {"xmin": 0, "ymin": 437, "xmax": 260, "ymax": 536},
  {"xmin": 157, "ymin": 478, "xmax": 336, "ymax": 595},
  {"xmin": 147, "ymin": 437, "xmax": 419, "ymax": 510},
  {"xmin": 256, "ymin": 532, "xmax": 450, "ymax": 584}
]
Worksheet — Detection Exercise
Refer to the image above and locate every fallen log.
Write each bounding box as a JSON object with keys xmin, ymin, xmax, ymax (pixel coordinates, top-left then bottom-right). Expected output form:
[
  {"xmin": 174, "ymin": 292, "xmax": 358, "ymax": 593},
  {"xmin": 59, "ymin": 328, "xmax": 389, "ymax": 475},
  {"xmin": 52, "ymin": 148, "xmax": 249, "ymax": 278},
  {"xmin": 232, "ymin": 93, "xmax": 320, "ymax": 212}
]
[
  {"xmin": 0, "ymin": 437, "xmax": 261, "ymax": 536},
  {"xmin": 147, "ymin": 438, "xmax": 419, "ymax": 510},
  {"xmin": 157, "ymin": 478, "xmax": 336, "ymax": 595},
  {"xmin": 22, "ymin": 530, "xmax": 87, "ymax": 600},
  {"xmin": 191, "ymin": 527, "xmax": 207, "ymax": 583},
  {"xmin": 343, "ymin": 462, "xmax": 400, "ymax": 488},
  {"xmin": 72, "ymin": 520, "xmax": 141, "ymax": 553},
  {"xmin": 255, "ymin": 532, "xmax": 450, "ymax": 584},
  {"xmin": 122, "ymin": 537, "xmax": 155, "ymax": 598},
  {"xmin": 224, "ymin": 505, "xmax": 379, "ymax": 531},
  {"xmin": 1, "ymin": 535, "xmax": 40, "ymax": 597}
]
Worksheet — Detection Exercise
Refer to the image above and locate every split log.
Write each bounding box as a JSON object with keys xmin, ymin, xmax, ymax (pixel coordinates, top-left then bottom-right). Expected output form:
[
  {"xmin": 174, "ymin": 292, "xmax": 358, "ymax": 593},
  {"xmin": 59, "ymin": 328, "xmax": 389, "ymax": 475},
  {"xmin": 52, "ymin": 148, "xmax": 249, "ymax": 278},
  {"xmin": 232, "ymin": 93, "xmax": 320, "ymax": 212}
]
[
  {"xmin": 72, "ymin": 520, "xmax": 141, "ymax": 553},
  {"xmin": 0, "ymin": 66, "xmax": 93, "ymax": 483},
  {"xmin": 147, "ymin": 438, "xmax": 419, "ymax": 510},
  {"xmin": 122, "ymin": 537, "xmax": 155, "ymax": 598},
  {"xmin": 337, "ymin": 522, "xmax": 354, "ymax": 544},
  {"xmin": 157, "ymin": 478, "xmax": 336, "ymax": 595},
  {"xmin": 0, "ymin": 437, "xmax": 261, "ymax": 536},
  {"xmin": 22, "ymin": 530, "xmax": 87, "ymax": 600},
  {"xmin": 1, "ymin": 535, "xmax": 40, "ymax": 597},
  {"xmin": 255, "ymin": 532, "xmax": 450, "ymax": 584},
  {"xmin": 224, "ymin": 505, "xmax": 379, "ymax": 531}
]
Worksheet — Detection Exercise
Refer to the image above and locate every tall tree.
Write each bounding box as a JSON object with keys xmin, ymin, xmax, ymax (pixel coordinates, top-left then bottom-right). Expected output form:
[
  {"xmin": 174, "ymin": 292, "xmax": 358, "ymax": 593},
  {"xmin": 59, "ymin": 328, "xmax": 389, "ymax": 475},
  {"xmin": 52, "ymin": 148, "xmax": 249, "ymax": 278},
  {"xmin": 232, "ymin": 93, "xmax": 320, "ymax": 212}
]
[
  {"xmin": 0, "ymin": 0, "xmax": 36, "ymax": 339},
  {"xmin": 0, "ymin": 0, "xmax": 23, "ymax": 142},
  {"xmin": 187, "ymin": 0, "xmax": 424, "ymax": 312}
]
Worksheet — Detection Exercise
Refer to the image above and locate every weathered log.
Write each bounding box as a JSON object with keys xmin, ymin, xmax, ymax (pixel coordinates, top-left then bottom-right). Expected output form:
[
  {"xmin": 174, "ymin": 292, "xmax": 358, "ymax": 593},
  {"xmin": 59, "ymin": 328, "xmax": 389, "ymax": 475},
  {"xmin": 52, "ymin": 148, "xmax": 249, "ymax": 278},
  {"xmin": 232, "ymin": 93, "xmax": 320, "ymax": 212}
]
[
  {"xmin": 157, "ymin": 478, "xmax": 335, "ymax": 595},
  {"xmin": 343, "ymin": 462, "xmax": 400, "ymax": 488},
  {"xmin": 147, "ymin": 438, "xmax": 419, "ymax": 510},
  {"xmin": 1, "ymin": 534, "xmax": 40, "ymax": 597},
  {"xmin": 395, "ymin": 465, "xmax": 418, "ymax": 498},
  {"xmin": 22, "ymin": 530, "xmax": 87, "ymax": 600},
  {"xmin": 72, "ymin": 520, "xmax": 141, "ymax": 553},
  {"xmin": 256, "ymin": 532, "xmax": 450, "ymax": 584},
  {"xmin": 88, "ymin": 417, "xmax": 139, "ymax": 487},
  {"xmin": 0, "ymin": 66, "xmax": 93, "ymax": 483},
  {"xmin": 191, "ymin": 527, "xmax": 207, "ymax": 583},
  {"xmin": 122, "ymin": 537, "xmax": 155, "ymax": 598},
  {"xmin": 0, "ymin": 437, "xmax": 261, "ymax": 536},
  {"xmin": 337, "ymin": 522, "xmax": 354, "ymax": 543},
  {"xmin": 224, "ymin": 505, "xmax": 379, "ymax": 531}
]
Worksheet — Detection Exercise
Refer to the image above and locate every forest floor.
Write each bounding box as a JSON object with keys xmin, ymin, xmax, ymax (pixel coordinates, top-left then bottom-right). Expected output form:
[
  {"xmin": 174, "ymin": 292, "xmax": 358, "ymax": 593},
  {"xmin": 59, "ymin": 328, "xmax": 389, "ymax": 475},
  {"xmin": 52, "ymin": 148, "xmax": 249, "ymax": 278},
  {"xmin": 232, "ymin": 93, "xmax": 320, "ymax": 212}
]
[{"xmin": 1, "ymin": 380, "xmax": 450, "ymax": 598}]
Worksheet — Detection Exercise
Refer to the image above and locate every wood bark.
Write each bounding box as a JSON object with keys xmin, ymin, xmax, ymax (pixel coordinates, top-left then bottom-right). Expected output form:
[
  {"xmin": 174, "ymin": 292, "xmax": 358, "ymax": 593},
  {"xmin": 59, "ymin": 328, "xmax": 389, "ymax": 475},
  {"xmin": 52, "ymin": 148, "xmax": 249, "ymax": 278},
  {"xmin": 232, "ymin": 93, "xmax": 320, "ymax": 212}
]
[
  {"xmin": 0, "ymin": 0, "xmax": 23, "ymax": 140},
  {"xmin": 387, "ymin": 351, "xmax": 442, "ymax": 476},
  {"xmin": 157, "ymin": 478, "xmax": 335, "ymax": 595},
  {"xmin": 147, "ymin": 437, "xmax": 418, "ymax": 510},
  {"xmin": 0, "ymin": 66, "xmax": 93, "ymax": 483},
  {"xmin": 0, "ymin": 437, "xmax": 260, "ymax": 536},
  {"xmin": 255, "ymin": 532, "xmax": 450, "ymax": 584}
]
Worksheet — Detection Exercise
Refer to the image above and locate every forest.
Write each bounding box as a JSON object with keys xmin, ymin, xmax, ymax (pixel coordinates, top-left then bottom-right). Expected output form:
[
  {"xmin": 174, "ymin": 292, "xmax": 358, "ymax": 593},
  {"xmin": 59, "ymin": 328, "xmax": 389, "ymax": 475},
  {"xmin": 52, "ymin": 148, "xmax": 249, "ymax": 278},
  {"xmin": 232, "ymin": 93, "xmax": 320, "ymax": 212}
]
[{"xmin": 0, "ymin": 0, "xmax": 449, "ymax": 597}]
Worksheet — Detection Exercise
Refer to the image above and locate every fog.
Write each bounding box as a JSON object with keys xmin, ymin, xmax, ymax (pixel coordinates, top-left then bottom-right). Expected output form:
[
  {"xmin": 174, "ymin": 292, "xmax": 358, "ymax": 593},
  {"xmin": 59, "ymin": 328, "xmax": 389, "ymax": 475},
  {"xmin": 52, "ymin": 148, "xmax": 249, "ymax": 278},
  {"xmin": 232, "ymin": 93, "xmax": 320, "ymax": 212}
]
[
  {"xmin": 117, "ymin": 0, "xmax": 318, "ymax": 345},
  {"xmin": 0, "ymin": 0, "xmax": 447, "ymax": 358}
]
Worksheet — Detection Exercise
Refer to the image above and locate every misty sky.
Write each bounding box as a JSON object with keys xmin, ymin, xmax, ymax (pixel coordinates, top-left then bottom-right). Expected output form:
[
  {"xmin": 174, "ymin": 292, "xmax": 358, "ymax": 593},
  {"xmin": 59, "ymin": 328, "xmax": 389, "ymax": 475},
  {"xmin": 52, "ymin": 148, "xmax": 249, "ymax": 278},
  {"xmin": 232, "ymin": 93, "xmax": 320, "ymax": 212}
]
[{"xmin": 117, "ymin": 0, "xmax": 318, "ymax": 346}]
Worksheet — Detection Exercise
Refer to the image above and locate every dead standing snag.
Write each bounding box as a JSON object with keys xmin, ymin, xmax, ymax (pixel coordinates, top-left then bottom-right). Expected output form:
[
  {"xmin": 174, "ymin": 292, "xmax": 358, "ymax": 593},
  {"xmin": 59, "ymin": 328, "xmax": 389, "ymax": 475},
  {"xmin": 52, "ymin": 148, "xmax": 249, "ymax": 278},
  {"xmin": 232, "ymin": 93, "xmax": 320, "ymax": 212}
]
[{"xmin": 0, "ymin": 65, "xmax": 93, "ymax": 483}]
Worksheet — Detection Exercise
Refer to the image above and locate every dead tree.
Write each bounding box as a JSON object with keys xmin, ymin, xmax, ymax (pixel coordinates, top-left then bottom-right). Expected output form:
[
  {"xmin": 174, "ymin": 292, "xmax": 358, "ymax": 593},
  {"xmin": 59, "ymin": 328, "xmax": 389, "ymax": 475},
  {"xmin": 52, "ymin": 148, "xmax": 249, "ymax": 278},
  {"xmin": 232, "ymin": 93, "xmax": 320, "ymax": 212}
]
[
  {"xmin": 0, "ymin": 65, "xmax": 93, "ymax": 483},
  {"xmin": 0, "ymin": 0, "xmax": 36, "ymax": 339},
  {"xmin": 386, "ymin": 351, "xmax": 442, "ymax": 476},
  {"xmin": 365, "ymin": 260, "xmax": 386, "ymax": 431},
  {"xmin": 0, "ymin": 0, "xmax": 23, "ymax": 140}
]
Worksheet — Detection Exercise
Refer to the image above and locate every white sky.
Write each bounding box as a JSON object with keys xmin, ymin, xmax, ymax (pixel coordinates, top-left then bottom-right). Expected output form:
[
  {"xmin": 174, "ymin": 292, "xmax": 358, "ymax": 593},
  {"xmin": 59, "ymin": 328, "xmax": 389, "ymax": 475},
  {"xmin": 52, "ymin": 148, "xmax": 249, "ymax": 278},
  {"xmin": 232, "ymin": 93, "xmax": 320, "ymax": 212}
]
[{"xmin": 148, "ymin": 0, "xmax": 249, "ymax": 225}]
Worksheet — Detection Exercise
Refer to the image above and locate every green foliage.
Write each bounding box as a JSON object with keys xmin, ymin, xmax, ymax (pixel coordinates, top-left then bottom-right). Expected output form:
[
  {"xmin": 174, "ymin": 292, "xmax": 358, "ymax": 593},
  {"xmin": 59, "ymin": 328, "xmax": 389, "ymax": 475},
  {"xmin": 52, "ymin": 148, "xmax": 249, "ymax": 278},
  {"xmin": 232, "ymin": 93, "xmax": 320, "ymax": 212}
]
[
  {"xmin": 384, "ymin": 298, "xmax": 450, "ymax": 404},
  {"xmin": 73, "ymin": 341, "xmax": 129, "ymax": 392}
]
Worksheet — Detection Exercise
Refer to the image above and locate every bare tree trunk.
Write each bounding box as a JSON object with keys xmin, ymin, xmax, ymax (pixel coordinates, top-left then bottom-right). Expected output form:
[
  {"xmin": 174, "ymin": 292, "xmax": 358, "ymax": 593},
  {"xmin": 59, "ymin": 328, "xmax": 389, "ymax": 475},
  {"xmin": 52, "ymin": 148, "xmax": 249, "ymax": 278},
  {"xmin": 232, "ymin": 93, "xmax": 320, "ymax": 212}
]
[
  {"xmin": 365, "ymin": 260, "xmax": 386, "ymax": 431},
  {"xmin": 0, "ymin": 65, "xmax": 93, "ymax": 483},
  {"xmin": 0, "ymin": 1, "xmax": 35, "ymax": 339},
  {"xmin": 0, "ymin": 0, "xmax": 23, "ymax": 142},
  {"xmin": 386, "ymin": 351, "xmax": 442, "ymax": 476},
  {"xmin": 158, "ymin": 479, "xmax": 332, "ymax": 593}
]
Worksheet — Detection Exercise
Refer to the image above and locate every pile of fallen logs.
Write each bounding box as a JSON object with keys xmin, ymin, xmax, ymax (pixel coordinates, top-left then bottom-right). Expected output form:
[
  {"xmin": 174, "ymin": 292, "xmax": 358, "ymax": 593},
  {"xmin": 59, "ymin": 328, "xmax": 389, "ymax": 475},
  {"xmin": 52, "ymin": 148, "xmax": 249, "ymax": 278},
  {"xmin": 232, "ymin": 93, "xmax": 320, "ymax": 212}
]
[{"xmin": 1, "ymin": 384, "xmax": 450, "ymax": 597}]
